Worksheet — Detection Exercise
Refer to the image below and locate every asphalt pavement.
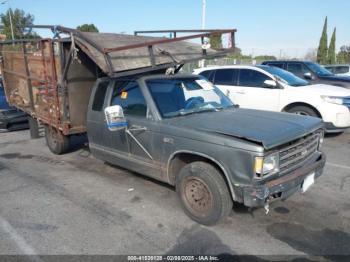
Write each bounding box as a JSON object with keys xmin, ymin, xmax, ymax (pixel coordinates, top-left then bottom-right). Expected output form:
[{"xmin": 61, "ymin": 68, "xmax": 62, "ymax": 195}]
[{"xmin": 0, "ymin": 129, "xmax": 349, "ymax": 260}]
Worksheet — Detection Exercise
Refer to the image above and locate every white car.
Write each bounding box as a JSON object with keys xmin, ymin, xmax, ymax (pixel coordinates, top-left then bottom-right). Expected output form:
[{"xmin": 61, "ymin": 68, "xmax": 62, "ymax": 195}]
[{"xmin": 193, "ymin": 65, "xmax": 350, "ymax": 133}]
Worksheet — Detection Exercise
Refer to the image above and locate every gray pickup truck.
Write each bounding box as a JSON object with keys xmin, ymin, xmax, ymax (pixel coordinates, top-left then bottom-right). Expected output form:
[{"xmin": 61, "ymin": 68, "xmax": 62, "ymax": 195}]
[
  {"xmin": 87, "ymin": 74, "xmax": 326, "ymax": 225},
  {"xmin": 1, "ymin": 27, "xmax": 326, "ymax": 225}
]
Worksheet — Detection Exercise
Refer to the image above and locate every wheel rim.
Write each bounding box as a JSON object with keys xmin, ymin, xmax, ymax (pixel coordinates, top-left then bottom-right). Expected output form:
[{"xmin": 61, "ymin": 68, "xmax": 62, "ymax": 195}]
[{"xmin": 183, "ymin": 177, "xmax": 213, "ymax": 216}]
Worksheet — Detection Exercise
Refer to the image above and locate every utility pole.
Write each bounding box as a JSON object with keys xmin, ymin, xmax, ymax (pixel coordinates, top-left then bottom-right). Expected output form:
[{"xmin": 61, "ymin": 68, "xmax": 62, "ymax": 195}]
[
  {"xmin": 199, "ymin": 0, "xmax": 206, "ymax": 68},
  {"xmin": 9, "ymin": 8, "xmax": 14, "ymax": 41},
  {"xmin": 201, "ymin": 0, "xmax": 206, "ymax": 30}
]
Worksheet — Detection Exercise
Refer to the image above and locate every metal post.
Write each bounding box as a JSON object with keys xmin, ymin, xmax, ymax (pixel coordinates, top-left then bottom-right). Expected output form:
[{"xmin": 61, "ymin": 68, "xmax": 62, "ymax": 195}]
[
  {"xmin": 199, "ymin": 0, "xmax": 206, "ymax": 68},
  {"xmin": 9, "ymin": 8, "xmax": 14, "ymax": 41}
]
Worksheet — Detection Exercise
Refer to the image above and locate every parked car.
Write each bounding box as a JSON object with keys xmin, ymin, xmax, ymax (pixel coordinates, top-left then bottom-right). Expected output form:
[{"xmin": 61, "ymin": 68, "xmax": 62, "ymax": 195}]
[
  {"xmin": 193, "ymin": 65, "xmax": 350, "ymax": 133},
  {"xmin": 0, "ymin": 77, "xmax": 28, "ymax": 131},
  {"xmin": 261, "ymin": 60, "xmax": 350, "ymax": 88},
  {"xmin": 1, "ymin": 27, "xmax": 327, "ymax": 225},
  {"xmin": 324, "ymin": 64, "xmax": 350, "ymax": 76}
]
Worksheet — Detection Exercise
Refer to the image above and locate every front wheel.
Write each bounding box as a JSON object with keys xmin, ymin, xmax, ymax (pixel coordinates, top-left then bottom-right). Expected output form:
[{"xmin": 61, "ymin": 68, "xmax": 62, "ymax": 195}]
[
  {"xmin": 176, "ymin": 162, "xmax": 233, "ymax": 226},
  {"xmin": 44, "ymin": 125, "xmax": 70, "ymax": 155}
]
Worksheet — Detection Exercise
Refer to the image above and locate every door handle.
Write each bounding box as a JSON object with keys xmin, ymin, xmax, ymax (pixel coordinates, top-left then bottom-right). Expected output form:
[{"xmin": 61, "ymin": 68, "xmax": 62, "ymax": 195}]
[
  {"xmin": 129, "ymin": 125, "xmax": 147, "ymax": 131},
  {"xmin": 236, "ymin": 90, "xmax": 246, "ymax": 94}
]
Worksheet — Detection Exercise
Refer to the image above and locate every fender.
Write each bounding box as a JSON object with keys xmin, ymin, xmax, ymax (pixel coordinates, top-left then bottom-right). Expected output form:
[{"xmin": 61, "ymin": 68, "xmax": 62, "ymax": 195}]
[{"xmin": 167, "ymin": 150, "xmax": 237, "ymax": 201}]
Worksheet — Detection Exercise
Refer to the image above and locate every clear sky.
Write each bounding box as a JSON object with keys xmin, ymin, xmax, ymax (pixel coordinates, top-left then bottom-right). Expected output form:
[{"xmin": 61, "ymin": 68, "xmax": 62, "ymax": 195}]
[{"xmin": 3, "ymin": 0, "xmax": 350, "ymax": 58}]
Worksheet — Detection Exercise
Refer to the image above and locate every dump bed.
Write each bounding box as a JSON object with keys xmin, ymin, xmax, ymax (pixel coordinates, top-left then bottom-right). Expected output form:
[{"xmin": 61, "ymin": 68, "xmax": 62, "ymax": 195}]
[{"xmin": 0, "ymin": 26, "xmax": 236, "ymax": 135}]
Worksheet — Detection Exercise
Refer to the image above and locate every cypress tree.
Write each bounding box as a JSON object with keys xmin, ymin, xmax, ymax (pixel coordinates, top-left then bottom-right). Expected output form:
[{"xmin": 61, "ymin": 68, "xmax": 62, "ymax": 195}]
[
  {"xmin": 316, "ymin": 17, "xmax": 328, "ymax": 64},
  {"xmin": 328, "ymin": 28, "xmax": 336, "ymax": 64}
]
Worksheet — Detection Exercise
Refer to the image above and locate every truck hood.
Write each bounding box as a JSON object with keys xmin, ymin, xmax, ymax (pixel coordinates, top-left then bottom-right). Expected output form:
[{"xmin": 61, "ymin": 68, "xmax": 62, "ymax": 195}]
[
  {"xmin": 297, "ymin": 84, "xmax": 350, "ymax": 96},
  {"xmin": 168, "ymin": 108, "xmax": 323, "ymax": 150}
]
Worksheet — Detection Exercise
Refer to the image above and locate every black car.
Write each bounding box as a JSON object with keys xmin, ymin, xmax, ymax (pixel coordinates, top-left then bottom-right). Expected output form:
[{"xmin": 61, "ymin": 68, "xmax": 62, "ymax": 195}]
[
  {"xmin": 0, "ymin": 78, "xmax": 29, "ymax": 131},
  {"xmin": 262, "ymin": 60, "xmax": 350, "ymax": 89}
]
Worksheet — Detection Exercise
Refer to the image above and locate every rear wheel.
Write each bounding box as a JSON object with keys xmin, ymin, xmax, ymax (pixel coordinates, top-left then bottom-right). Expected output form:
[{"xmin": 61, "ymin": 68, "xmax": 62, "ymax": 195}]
[
  {"xmin": 176, "ymin": 161, "xmax": 232, "ymax": 225},
  {"xmin": 44, "ymin": 125, "xmax": 70, "ymax": 155},
  {"xmin": 287, "ymin": 105, "xmax": 319, "ymax": 118}
]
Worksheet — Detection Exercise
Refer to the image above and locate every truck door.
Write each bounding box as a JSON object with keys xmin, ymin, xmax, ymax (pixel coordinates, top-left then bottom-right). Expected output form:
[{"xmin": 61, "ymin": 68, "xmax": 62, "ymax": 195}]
[
  {"xmin": 87, "ymin": 79, "xmax": 129, "ymax": 158},
  {"xmin": 109, "ymin": 80, "xmax": 162, "ymax": 180}
]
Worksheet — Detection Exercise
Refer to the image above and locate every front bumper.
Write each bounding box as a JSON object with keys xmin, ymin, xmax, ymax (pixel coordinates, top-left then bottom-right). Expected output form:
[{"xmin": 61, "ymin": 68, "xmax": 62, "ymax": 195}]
[{"xmin": 241, "ymin": 152, "xmax": 326, "ymax": 207}]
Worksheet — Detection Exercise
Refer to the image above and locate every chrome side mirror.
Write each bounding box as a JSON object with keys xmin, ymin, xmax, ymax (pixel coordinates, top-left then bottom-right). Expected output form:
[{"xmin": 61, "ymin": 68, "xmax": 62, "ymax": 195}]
[
  {"xmin": 303, "ymin": 72, "xmax": 313, "ymax": 80},
  {"xmin": 104, "ymin": 105, "xmax": 127, "ymax": 131}
]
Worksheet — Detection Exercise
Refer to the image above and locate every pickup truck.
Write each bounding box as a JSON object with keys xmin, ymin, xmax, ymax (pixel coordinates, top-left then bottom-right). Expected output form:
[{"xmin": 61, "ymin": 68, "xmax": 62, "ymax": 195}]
[{"xmin": 1, "ymin": 27, "xmax": 326, "ymax": 225}]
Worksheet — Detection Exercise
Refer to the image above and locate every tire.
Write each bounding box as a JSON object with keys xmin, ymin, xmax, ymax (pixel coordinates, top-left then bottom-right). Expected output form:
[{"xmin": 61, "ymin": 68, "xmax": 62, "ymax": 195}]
[
  {"xmin": 287, "ymin": 105, "xmax": 319, "ymax": 118},
  {"xmin": 44, "ymin": 125, "xmax": 70, "ymax": 155},
  {"xmin": 176, "ymin": 161, "xmax": 233, "ymax": 226}
]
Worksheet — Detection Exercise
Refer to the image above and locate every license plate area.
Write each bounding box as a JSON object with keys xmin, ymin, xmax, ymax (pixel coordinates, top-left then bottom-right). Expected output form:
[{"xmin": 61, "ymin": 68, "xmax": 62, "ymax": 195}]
[{"xmin": 301, "ymin": 172, "xmax": 315, "ymax": 193}]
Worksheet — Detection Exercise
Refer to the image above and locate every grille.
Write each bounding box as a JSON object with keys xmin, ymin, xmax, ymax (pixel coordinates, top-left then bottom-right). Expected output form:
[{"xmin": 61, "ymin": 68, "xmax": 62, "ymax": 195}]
[{"xmin": 279, "ymin": 131, "xmax": 321, "ymax": 174}]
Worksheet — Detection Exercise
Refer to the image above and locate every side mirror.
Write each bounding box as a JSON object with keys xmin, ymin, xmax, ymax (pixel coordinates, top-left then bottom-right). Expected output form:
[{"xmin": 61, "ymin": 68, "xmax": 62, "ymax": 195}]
[
  {"xmin": 263, "ymin": 79, "xmax": 277, "ymax": 88},
  {"xmin": 104, "ymin": 105, "xmax": 127, "ymax": 131},
  {"xmin": 303, "ymin": 72, "xmax": 313, "ymax": 80}
]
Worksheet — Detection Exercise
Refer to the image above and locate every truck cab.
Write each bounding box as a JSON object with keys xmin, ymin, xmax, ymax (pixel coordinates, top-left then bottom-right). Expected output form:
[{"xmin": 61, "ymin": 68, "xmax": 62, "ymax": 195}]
[{"xmin": 86, "ymin": 74, "xmax": 326, "ymax": 225}]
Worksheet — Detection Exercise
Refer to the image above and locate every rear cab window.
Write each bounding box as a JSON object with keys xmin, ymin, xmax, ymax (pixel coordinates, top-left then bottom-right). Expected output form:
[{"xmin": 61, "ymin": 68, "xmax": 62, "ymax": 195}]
[{"xmin": 92, "ymin": 80, "xmax": 109, "ymax": 111}]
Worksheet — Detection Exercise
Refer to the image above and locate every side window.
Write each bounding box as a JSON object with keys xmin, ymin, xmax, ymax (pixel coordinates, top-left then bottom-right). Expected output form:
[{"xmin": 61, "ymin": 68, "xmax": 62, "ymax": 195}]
[
  {"xmin": 324, "ymin": 67, "xmax": 334, "ymax": 73},
  {"xmin": 214, "ymin": 69, "xmax": 237, "ymax": 85},
  {"xmin": 287, "ymin": 63, "xmax": 309, "ymax": 76},
  {"xmin": 92, "ymin": 80, "xmax": 109, "ymax": 111},
  {"xmin": 268, "ymin": 63, "xmax": 284, "ymax": 69},
  {"xmin": 335, "ymin": 66, "xmax": 349, "ymax": 74},
  {"xmin": 238, "ymin": 69, "xmax": 271, "ymax": 88},
  {"xmin": 199, "ymin": 70, "xmax": 214, "ymax": 82},
  {"xmin": 111, "ymin": 81, "xmax": 147, "ymax": 117}
]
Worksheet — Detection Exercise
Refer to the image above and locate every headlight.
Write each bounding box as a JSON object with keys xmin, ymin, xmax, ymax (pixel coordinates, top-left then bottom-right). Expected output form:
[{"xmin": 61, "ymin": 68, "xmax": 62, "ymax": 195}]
[
  {"xmin": 321, "ymin": 96, "xmax": 344, "ymax": 105},
  {"xmin": 254, "ymin": 153, "xmax": 279, "ymax": 177}
]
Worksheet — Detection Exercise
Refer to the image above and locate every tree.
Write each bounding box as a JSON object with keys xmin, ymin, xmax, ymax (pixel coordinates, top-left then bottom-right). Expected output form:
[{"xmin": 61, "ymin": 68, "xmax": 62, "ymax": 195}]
[
  {"xmin": 316, "ymin": 17, "xmax": 328, "ymax": 64},
  {"xmin": 209, "ymin": 34, "xmax": 222, "ymax": 49},
  {"xmin": 76, "ymin": 24, "xmax": 99, "ymax": 33},
  {"xmin": 328, "ymin": 28, "xmax": 336, "ymax": 64},
  {"xmin": 254, "ymin": 55, "xmax": 277, "ymax": 60},
  {"xmin": 337, "ymin": 45, "xmax": 350, "ymax": 64},
  {"xmin": 0, "ymin": 8, "xmax": 39, "ymax": 39}
]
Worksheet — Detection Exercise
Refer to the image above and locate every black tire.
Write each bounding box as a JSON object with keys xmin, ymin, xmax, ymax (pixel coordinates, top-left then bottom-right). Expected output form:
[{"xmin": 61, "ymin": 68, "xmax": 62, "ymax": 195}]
[
  {"xmin": 287, "ymin": 105, "xmax": 319, "ymax": 118},
  {"xmin": 176, "ymin": 161, "xmax": 233, "ymax": 226},
  {"xmin": 44, "ymin": 125, "xmax": 70, "ymax": 155}
]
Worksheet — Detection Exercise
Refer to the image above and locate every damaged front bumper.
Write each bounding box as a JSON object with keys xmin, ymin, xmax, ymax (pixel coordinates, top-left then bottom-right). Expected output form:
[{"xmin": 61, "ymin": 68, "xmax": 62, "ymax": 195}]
[{"xmin": 242, "ymin": 152, "xmax": 326, "ymax": 207}]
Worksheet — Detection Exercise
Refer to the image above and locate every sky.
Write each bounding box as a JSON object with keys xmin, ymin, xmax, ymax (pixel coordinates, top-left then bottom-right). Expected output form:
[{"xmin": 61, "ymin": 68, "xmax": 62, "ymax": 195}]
[{"xmin": 3, "ymin": 0, "xmax": 350, "ymax": 58}]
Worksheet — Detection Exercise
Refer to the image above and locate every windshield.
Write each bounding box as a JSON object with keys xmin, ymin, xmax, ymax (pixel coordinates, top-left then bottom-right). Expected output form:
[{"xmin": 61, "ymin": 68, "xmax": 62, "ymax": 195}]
[
  {"xmin": 257, "ymin": 65, "xmax": 309, "ymax": 87},
  {"xmin": 146, "ymin": 77, "xmax": 234, "ymax": 118},
  {"xmin": 305, "ymin": 62, "xmax": 333, "ymax": 76}
]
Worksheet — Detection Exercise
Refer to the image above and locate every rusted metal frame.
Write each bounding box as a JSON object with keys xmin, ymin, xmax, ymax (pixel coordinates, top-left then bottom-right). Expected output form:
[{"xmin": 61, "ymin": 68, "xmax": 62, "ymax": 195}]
[
  {"xmin": 1, "ymin": 69, "xmax": 46, "ymax": 83},
  {"xmin": 230, "ymin": 32, "xmax": 235, "ymax": 49},
  {"xmin": 134, "ymin": 29, "xmax": 237, "ymax": 35},
  {"xmin": 22, "ymin": 42, "xmax": 35, "ymax": 111},
  {"xmin": 59, "ymin": 41, "xmax": 75, "ymax": 124},
  {"xmin": 48, "ymin": 40, "xmax": 61, "ymax": 130},
  {"xmin": 103, "ymin": 30, "xmax": 235, "ymax": 54},
  {"xmin": 39, "ymin": 40, "xmax": 52, "ymax": 127},
  {"xmin": 148, "ymin": 45, "xmax": 156, "ymax": 67},
  {"xmin": 109, "ymin": 48, "xmax": 234, "ymax": 78}
]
